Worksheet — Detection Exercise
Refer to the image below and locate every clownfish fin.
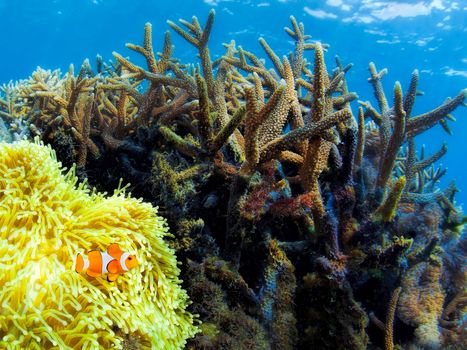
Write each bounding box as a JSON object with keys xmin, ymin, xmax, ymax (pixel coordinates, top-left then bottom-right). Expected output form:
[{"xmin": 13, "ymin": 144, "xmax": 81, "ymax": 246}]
[
  {"xmin": 86, "ymin": 268, "xmax": 101, "ymax": 277},
  {"xmin": 107, "ymin": 259, "xmax": 120, "ymax": 274},
  {"xmin": 75, "ymin": 253, "xmax": 84, "ymax": 273},
  {"xmin": 107, "ymin": 273, "xmax": 119, "ymax": 282},
  {"xmin": 107, "ymin": 243, "xmax": 122, "ymax": 258}
]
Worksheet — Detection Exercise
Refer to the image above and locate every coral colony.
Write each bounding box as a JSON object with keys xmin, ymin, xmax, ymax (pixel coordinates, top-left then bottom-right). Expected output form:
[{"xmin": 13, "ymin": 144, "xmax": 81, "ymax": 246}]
[{"xmin": 0, "ymin": 10, "xmax": 466, "ymax": 350}]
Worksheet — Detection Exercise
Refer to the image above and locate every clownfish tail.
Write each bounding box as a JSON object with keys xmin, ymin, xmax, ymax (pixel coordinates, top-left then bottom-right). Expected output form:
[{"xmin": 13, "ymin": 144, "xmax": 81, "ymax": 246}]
[{"xmin": 75, "ymin": 253, "xmax": 85, "ymax": 273}]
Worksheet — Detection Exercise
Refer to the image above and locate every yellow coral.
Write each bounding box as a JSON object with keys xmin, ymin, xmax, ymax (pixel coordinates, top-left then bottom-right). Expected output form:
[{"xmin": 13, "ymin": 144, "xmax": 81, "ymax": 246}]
[
  {"xmin": 373, "ymin": 176, "xmax": 406, "ymax": 222},
  {"xmin": 0, "ymin": 140, "xmax": 198, "ymax": 349}
]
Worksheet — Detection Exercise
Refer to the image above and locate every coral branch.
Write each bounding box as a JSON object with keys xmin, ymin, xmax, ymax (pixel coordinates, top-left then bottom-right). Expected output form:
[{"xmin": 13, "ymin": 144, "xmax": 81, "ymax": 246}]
[
  {"xmin": 376, "ymin": 82, "xmax": 406, "ymax": 191},
  {"xmin": 385, "ymin": 287, "xmax": 401, "ymax": 350},
  {"xmin": 407, "ymin": 89, "xmax": 466, "ymax": 137}
]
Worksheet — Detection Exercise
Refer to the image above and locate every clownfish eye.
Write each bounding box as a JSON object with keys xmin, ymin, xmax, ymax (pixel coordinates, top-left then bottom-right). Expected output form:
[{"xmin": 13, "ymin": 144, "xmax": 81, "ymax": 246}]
[{"xmin": 125, "ymin": 255, "xmax": 137, "ymax": 268}]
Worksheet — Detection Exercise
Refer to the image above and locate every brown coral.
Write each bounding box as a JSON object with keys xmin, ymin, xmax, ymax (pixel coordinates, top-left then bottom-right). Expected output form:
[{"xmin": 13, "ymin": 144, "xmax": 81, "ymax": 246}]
[{"xmin": 398, "ymin": 262, "xmax": 445, "ymax": 348}]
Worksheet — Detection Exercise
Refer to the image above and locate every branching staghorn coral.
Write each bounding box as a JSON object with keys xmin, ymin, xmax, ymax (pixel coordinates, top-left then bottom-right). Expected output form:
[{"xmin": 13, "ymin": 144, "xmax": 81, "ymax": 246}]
[
  {"xmin": 28, "ymin": 61, "xmax": 103, "ymax": 167},
  {"xmin": 369, "ymin": 286, "xmax": 402, "ymax": 350},
  {"xmin": 0, "ymin": 80, "xmax": 41, "ymax": 141},
  {"xmin": 1, "ymin": 58, "xmax": 145, "ymax": 183},
  {"xmin": 221, "ymin": 32, "xmax": 353, "ymax": 268},
  {"xmin": 358, "ymin": 63, "xmax": 465, "ymax": 206},
  {"xmin": 0, "ymin": 140, "xmax": 197, "ymax": 349},
  {"xmin": 17, "ymin": 63, "xmax": 99, "ymax": 167},
  {"xmin": 0, "ymin": 81, "xmax": 30, "ymax": 121}
]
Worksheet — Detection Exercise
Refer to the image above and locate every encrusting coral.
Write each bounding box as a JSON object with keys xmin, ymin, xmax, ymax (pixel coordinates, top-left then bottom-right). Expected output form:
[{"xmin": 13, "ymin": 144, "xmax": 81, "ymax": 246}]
[
  {"xmin": 1, "ymin": 10, "xmax": 466, "ymax": 350},
  {"xmin": 398, "ymin": 262, "xmax": 445, "ymax": 349},
  {"xmin": 0, "ymin": 140, "xmax": 197, "ymax": 349}
]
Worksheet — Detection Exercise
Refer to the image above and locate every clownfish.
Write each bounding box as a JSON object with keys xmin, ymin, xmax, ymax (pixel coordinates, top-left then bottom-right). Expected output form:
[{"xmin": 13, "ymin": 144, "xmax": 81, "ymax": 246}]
[{"xmin": 75, "ymin": 243, "xmax": 138, "ymax": 282}]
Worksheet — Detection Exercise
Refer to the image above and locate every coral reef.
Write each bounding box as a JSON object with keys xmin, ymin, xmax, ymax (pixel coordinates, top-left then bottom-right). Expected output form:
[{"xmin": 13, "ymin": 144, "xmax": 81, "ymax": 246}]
[
  {"xmin": 1, "ymin": 10, "xmax": 466, "ymax": 350},
  {"xmin": 0, "ymin": 140, "xmax": 197, "ymax": 349}
]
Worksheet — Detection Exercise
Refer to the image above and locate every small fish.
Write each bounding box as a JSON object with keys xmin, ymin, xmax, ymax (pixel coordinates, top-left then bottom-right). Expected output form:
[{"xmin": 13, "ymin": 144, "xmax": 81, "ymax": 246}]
[{"xmin": 75, "ymin": 243, "xmax": 138, "ymax": 282}]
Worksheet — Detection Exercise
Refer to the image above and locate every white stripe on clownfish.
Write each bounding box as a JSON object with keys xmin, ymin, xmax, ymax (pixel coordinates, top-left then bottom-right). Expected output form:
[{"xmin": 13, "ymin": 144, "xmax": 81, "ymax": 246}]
[
  {"xmin": 101, "ymin": 251, "xmax": 114, "ymax": 274},
  {"xmin": 120, "ymin": 252, "xmax": 130, "ymax": 271},
  {"xmin": 80, "ymin": 253, "xmax": 90, "ymax": 270}
]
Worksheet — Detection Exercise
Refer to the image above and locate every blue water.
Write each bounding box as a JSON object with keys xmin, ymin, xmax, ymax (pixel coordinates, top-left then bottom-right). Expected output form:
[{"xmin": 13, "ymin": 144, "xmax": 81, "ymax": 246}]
[{"xmin": 0, "ymin": 0, "xmax": 465, "ymax": 207}]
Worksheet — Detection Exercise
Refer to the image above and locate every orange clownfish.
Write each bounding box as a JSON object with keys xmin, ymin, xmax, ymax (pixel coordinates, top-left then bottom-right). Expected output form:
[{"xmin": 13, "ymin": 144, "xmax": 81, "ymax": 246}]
[{"xmin": 75, "ymin": 243, "xmax": 138, "ymax": 282}]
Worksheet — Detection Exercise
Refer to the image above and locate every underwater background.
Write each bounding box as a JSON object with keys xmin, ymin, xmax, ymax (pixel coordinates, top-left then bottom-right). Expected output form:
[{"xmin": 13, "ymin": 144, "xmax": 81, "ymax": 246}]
[
  {"xmin": 0, "ymin": 0, "xmax": 466, "ymax": 206},
  {"xmin": 0, "ymin": 0, "xmax": 466, "ymax": 349}
]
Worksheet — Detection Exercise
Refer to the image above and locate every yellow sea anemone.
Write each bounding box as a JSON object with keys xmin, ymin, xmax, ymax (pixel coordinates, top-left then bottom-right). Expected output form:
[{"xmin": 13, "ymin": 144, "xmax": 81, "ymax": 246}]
[{"xmin": 0, "ymin": 140, "xmax": 198, "ymax": 349}]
